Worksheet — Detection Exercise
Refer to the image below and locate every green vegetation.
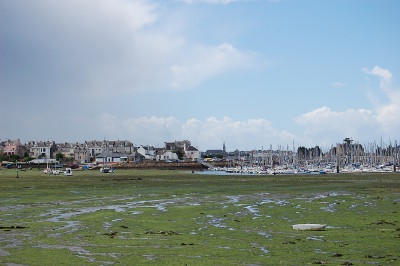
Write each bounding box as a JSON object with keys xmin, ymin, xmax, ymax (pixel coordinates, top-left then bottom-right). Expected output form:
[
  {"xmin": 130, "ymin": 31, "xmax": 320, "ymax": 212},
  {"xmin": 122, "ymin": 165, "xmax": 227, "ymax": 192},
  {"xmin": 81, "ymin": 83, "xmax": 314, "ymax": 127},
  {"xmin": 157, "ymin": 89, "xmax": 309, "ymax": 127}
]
[
  {"xmin": 172, "ymin": 150, "xmax": 184, "ymax": 160},
  {"xmin": 55, "ymin": 152, "xmax": 65, "ymax": 162},
  {"xmin": 0, "ymin": 169, "xmax": 399, "ymax": 265}
]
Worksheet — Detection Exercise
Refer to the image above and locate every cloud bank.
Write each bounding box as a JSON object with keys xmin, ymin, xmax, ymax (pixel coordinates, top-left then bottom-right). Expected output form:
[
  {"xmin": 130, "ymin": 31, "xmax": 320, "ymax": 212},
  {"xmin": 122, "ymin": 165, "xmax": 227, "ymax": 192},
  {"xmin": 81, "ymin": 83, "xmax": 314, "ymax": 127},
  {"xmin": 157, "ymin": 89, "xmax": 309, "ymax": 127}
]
[
  {"xmin": 92, "ymin": 115, "xmax": 295, "ymax": 150},
  {"xmin": 296, "ymin": 66, "xmax": 400, "ymax": 145},
  {"xmin": 181, "ymin": 0, "xmax": 237, "ymax": 4},
  {"xmin": 0, "ymin": 0, "xmax": 252, "ymax": 97}
]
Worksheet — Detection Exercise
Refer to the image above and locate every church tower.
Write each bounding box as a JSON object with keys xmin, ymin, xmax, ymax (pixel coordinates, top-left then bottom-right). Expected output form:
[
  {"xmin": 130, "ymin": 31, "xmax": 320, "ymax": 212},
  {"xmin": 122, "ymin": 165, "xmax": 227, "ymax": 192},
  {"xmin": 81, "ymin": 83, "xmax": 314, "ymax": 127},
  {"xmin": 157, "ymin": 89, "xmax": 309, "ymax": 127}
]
[{"xmin": 223, "ymin": 142, "xmax": 226, "ymax": 153}]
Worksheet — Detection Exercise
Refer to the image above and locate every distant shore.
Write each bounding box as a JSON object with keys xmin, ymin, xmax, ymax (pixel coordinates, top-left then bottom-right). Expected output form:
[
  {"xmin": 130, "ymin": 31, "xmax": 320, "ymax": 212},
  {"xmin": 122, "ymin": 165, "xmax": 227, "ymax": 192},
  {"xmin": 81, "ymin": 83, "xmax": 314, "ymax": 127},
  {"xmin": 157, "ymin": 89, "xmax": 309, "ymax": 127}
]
[{"xmin": 1, "ymin": 161, "xmax": 209, "ymax": 171}]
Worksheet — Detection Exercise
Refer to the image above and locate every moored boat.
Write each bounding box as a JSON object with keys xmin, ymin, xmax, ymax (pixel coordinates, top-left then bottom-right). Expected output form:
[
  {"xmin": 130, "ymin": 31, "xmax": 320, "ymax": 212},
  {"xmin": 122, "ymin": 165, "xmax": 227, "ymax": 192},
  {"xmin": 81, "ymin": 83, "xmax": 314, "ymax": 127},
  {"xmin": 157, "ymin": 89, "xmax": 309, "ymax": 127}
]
[
  {"xmin": 64, "ymin": 168, "xmax": 73, "ymax": 176},
  {"xmin": 293, "ymin": 224, "xmax": 326, "ymax": 231}
]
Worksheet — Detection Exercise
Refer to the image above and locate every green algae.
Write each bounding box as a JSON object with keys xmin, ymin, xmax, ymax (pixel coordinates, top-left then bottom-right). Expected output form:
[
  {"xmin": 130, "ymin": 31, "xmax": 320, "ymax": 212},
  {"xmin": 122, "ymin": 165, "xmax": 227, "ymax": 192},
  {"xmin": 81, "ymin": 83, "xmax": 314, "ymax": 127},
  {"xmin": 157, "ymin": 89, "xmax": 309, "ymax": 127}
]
[{"xmin": 1, "ymin": 169, "xmax": 399, "ymax": 265}]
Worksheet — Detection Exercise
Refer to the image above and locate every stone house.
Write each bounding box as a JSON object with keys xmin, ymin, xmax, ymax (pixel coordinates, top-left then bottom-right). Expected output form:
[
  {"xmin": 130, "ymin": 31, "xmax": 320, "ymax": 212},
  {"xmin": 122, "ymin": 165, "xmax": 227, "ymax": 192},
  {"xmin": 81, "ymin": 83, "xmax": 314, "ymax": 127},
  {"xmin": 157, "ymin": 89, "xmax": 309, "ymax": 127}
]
[
  {"xmin": 107, "ymin": 140, "xmax": 134, "ymax": 154},
  {"xmin": 3, "ymin": 139, "xmax": 25, "ymax": 157},
  {"xmin": 137, "ymin": 145, "xmax": 156, "ymax": 160},
  {"xmin": 29, "ymin": 141, "xmax": 56, "ymax": 159},
  {"xmin": 184, "ymin": 146, "xmax": 199, "ymax": 161},
  {"xmin": 85, "ymin": 140, "xmax": 103, "ymax": 161},
  {"xmin": 165, "ymin": 140, "xmax": 191, "ymax": 152},
  {"xmin": 73, "ymin": 145, "xmax": 90, "ymax": 164},
  {"xmin": 56, "ymin": 142, "xmax": 75, "ymax": 160},
  {"xmin": 128, "ymin": 152, "xmax": 145, "ymax": 163}
]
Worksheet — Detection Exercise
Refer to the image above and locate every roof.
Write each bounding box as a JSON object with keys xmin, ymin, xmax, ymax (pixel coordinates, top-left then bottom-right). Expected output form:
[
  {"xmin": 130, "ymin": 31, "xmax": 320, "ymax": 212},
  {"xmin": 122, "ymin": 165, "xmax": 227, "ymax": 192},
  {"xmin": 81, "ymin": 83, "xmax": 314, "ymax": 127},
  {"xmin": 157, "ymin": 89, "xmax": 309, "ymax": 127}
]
[
  {"xmin": 186, "ymin": 146, "xmax": 198, "ymax": 151},
  {"xmin": 204, "ymin": 149, "xmax": 225, "ymax": 155}
]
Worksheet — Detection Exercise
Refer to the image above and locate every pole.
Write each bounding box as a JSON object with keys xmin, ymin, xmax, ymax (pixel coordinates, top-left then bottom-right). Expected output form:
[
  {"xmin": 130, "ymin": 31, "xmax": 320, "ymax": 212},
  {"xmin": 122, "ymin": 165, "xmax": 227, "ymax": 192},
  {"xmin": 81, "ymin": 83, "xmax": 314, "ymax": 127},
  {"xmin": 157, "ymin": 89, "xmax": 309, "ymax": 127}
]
[{"xmin": 16, "ymin": 160, "xmax": 19, "ymax": 178}]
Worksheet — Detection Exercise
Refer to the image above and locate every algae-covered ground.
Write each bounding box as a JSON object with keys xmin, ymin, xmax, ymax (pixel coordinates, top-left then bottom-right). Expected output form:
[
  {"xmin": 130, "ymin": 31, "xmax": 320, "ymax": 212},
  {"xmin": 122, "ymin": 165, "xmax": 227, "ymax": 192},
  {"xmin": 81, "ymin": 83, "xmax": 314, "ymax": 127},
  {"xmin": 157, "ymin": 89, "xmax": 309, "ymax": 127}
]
[{"xmin": 0, "ymin": 169, "xmax": 399, "ymax": 265}]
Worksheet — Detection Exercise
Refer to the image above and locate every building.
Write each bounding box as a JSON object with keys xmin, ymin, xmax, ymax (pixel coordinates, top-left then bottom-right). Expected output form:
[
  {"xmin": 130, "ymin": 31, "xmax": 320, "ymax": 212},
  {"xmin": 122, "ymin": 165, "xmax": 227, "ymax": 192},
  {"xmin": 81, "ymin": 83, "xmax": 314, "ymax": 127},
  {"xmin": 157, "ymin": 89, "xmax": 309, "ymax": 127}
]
[
  {"xmin": 56, "ymin": 142, "xmax": 75, "ymax": 160},
  {"xmin": 156, "ymin": 151, "xmax": 179, "ymax": 161},
  {"xmin": 164, "ymin": 140, "xmax": 191, "ymax": 152},
  {"xmin": 85, "ymin": 140, "xmax": 104, "ymax": 161},
  {"xmin": 127, "ymin": 152, "xmax": 145, "ymax": 163},
  {"xmin": 137, "ymin": 145, "xmax": 156, "ymax": 160},
  {"xmin": 29, "ymin": 141, "xmax": 56, "ymax": 159},
  {"xmin": 184, "ymin": 145, "xmax": 199, "ymax": 161},
  {"xmin": 3, "ymin": 139, "xmax": 25, "ymax": 157},
  {"xmin": 203, "ymin": 149, "xmax": 226, "ymax": 158},
  {"xmin": 73, "ymin": 145, "xmax": 90, "ymax": 164},
  {"xmin": 107, "ymin": 140, "xmax": 134, "ymax": 154},
  {"xmin": 95, "ymin": 152, "xmax": 129, "ymax": 163}
]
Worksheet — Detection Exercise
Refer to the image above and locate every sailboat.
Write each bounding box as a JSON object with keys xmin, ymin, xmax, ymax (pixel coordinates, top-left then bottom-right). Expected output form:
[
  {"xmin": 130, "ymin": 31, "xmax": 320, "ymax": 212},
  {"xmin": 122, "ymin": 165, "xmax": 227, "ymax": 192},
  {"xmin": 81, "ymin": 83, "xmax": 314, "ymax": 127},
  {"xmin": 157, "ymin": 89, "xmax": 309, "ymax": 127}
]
[
  {"xmin": 52, "ymin": 160, "xmax": 60, "ymax": 175},
  {"xmin": 44, "ymin": 161, "xmax": 52, "ymax": 174},
  {"xmin": 100, "ymin": 141, "xmax": 112, "ymax": 173}
]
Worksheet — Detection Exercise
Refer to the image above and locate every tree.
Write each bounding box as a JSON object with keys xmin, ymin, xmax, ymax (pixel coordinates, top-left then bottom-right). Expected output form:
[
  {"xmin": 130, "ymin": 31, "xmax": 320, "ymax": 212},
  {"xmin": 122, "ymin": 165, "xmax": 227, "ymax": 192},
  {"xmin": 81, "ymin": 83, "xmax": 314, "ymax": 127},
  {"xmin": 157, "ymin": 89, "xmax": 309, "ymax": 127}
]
[
  {"xmin": 173, "ymin": 150, "xmax": 184, "ymax": 160},
  {"xmin": 23, "ymin": 156, "xmax": 33, "ymax": 162},
  {"xmin": 9, "ymin": 154, "xmax": 20, "ymax": 161},
  {"xmin": 56, "ymin": 152, "xmax": 65, "ymax": 162},
  {"xmin": 0, "ymin": 155, "xmax": 9, "ymax": 162}
]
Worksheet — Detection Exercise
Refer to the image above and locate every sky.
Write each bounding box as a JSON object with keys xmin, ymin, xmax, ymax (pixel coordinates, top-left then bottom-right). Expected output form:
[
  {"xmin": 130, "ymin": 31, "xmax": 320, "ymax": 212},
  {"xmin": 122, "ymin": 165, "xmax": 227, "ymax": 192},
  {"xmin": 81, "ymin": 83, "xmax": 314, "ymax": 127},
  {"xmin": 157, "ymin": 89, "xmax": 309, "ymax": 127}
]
[{"xmin": 1, "ymin": 0, "xmax": 400, "ymax": 151}]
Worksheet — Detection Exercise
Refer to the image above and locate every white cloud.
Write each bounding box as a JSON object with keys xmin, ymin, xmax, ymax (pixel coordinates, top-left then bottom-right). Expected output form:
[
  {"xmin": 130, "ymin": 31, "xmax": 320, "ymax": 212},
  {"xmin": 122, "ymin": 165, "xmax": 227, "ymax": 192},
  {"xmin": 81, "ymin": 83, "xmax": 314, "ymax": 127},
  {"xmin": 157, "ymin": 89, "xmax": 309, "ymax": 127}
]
[
  {"xmin": 362, "ymin": 66, "xmax": 400, "ymax": 135},
  {"xmin": 332, "ymin": 82, "xmax": 345, "ymax": 88},
  {"xmin": 169, "ymin": 43, "xmax": 253, "ymax": 88},
  {"xmin": 362, "ymin": 66, "xmax": 392, "ymax": 83},
  {"xmin": 181, "ymin": 0, "xmax": 237, "ymax": 4},
  {"xmin": 181, "ymin": 0, "xmax": 274, "ymax": 3},
  {"xmin": 295, "ymin": 106, "xmax": 378, "ymax": 145},
  {"xmin": 296, "ymin": 66, "xmax": 400, "ymax": 145},
  {"xmin": 362, "ymin": 66, "xmax": 393, "ymax": 95},
  {"xmin": 181, "ymin": 117, "xmax": 295, "ymax": 149},
  {"xmin": 0, "ymin": 0, "xmax": 253, "ymax": 97},
  {"xmin": 92, "ymin": 115, "xmax": 295, "ymax": 150}
]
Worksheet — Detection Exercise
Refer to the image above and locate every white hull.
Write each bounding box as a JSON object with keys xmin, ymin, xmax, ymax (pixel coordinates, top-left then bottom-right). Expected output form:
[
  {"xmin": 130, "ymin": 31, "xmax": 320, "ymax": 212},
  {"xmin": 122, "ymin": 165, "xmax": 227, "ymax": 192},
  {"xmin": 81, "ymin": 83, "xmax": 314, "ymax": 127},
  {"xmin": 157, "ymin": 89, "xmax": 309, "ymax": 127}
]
[
  {"xmin": 64, "ymin": 168, "xmax": 73, "ymax": 176},
  {"xmin": 293, "ymin": 224, "xmax": 326, "ymax": 231}
]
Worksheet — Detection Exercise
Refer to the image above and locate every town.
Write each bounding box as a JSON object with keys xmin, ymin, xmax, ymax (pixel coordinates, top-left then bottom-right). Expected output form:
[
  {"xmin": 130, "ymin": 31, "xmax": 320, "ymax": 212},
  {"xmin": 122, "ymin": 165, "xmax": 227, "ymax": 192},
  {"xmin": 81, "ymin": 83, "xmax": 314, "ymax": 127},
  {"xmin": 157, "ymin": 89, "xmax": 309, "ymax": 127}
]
[{"xmin": 1, "ymin": 138, "xmax": 399, "ymax": 174}]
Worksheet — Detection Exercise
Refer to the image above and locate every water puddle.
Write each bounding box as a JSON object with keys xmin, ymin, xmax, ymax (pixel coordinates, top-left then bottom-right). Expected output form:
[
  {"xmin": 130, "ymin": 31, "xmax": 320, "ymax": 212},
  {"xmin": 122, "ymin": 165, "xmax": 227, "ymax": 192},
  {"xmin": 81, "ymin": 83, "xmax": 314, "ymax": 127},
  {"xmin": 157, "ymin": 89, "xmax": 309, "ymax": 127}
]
[
  {"xmin": 143, "ymin": 254, "xmax": 156, "ymax": 261},
  {"xmin": 257, "ymin": 231, "xmax": 272, "ymax": 238},
  {"xmin": 206, "ymin": 215, "xmax": 235, "ymax": 231},
  {"xmin": 307, "ymin": 236, "xmax": 324, "ymax": 241},
  {"xmin": 260, "ymin": 246, "xmax": 269, "ymax": 254}
]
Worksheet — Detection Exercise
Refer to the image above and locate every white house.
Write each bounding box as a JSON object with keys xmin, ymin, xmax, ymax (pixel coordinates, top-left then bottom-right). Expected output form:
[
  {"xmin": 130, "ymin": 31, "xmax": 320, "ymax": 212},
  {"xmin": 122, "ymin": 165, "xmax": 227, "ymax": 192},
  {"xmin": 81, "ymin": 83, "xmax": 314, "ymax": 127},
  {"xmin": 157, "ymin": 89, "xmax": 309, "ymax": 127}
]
[
  {"xmin": 29, "ymin": 141, "xmax": 55, "ymax": 159},
  {"xmin": 137, "ymin": 145, "xmax": 156, "ymax": 160},
  {"xmin": 157, "ymin": 151, "xmax": 178, "ymax": 161},
  {"xmin": 95, "ymin": 153, "xmax": 128, "ymax": 163},
  {"xmin": 184, "ymin": 146, "xmax": 200, "ymax": 161}
]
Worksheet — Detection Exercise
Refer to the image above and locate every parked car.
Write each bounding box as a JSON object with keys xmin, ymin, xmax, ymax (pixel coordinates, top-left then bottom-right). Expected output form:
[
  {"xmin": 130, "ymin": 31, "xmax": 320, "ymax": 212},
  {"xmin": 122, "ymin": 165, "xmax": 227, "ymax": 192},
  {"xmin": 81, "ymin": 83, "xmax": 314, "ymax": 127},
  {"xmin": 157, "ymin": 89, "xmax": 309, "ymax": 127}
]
[{"xmin": 69, "ymin": 164, "xmax": 79, "ymax": 169}]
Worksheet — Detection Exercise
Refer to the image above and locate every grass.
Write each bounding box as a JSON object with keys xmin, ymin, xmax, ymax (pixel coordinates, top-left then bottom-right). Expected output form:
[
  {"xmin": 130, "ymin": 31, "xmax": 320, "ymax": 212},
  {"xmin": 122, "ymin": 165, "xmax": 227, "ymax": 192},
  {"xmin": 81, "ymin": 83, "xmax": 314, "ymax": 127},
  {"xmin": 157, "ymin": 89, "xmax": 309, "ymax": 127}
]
[{"xmin": 0, "ymin": 168, "xmax": 400, "ymax": 265}]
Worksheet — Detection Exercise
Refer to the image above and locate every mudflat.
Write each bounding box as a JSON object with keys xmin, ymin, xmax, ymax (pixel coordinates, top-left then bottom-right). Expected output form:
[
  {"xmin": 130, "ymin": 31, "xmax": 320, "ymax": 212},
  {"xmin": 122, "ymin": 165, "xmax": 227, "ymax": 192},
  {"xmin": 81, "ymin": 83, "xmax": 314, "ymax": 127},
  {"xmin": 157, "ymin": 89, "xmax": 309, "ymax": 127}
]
[{"xmin": 1, "ymin": 169, "xmax": 399, "ymax": 265}]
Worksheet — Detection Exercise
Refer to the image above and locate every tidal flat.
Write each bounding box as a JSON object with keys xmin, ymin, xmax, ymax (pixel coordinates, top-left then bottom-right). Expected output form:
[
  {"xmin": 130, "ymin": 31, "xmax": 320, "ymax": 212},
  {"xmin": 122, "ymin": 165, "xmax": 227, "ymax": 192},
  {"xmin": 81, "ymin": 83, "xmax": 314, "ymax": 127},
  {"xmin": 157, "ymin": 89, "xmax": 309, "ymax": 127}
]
[{"xmin": 0, "ymin": 169, "xmax": 399, "ymax": 265}]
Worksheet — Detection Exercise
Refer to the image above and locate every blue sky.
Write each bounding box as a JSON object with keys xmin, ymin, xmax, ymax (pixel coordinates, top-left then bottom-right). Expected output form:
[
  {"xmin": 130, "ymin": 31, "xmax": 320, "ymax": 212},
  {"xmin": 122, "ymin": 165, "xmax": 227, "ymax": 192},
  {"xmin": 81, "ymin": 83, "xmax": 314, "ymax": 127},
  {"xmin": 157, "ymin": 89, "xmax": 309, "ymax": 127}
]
[{"xmin": 1, "ymin": 0, "xmax": 399, "ymax": 151}]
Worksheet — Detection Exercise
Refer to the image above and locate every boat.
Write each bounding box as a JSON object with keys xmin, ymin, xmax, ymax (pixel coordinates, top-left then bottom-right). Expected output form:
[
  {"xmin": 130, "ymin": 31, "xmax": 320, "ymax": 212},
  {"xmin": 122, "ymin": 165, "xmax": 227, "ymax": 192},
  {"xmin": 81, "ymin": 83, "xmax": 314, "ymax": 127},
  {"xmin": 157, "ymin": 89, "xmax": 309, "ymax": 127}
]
[
  {"xmin": 64, "ymin": 168, "xmax": 73, "ymax": 176},
  {"xmin": 292, "ymin": 224, "xmax": 326, "ymax": 231},
  {"xmin": 52, "ymin": 169, "xmax": 60, "ymax": 175},
  {"xmin": 100, "ymin": 167, "xmax": 111, "ymax": 173},
  {"xmin": 309, "ymin": 170, "xmax": 326, "ymax": 175},
  {"xmin": 100, "ymin": 140, "xmax": 114, "ymax": 174},
  {"xmin": 44, "ymin": 161, "xmax": 52, "ymax": 174},
  {"xmin": 44, "ymin": 168, "xmax": 52, "ymax": 174}
]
